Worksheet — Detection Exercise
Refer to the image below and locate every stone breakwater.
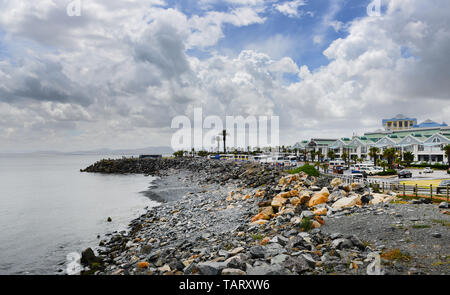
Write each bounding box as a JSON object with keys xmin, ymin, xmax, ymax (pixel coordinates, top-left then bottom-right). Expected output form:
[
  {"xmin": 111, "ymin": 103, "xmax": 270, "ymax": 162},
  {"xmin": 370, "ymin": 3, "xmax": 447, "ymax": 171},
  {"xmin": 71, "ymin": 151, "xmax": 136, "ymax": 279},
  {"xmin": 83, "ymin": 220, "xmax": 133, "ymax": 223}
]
[{"xmin": 80, "ymin": 158, "xmax": 450, "ymax": 275}]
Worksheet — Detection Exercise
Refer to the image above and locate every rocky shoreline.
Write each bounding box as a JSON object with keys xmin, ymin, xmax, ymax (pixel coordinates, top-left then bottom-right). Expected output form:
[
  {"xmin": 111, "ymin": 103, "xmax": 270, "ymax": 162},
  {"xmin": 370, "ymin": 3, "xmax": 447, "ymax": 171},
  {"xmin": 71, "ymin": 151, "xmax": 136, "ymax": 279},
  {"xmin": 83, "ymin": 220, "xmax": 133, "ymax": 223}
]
[{"xmin": 80, "ymin": 158, "xmax": 449, "ymax": 275}]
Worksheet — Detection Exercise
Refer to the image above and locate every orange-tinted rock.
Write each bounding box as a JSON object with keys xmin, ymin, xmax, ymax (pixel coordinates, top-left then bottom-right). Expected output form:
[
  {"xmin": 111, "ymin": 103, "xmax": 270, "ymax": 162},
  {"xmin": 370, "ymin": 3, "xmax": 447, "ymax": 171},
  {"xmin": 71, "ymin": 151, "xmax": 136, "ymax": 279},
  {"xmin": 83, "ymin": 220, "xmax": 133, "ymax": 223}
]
[
  {"xmin": 308, "ymin": 193, "xmax": 329, "ymax": 207},
  {"xmin": 138, "ymin": 262, "xmax": 149, "ymax": 269},
  {"xmin": 311, "ymin": 221, "xmax": 321, "ymax": 229},
  {"xmin": 290, "ymin": 197, "xmax": 301, "ymax": 206},
  {"xmin": 314, "ymin": 208, "xmax": 327, "ymax": 216},
  {"xmin": 271, "ymin": 195, "xmax": 287, "ymax": 209}
]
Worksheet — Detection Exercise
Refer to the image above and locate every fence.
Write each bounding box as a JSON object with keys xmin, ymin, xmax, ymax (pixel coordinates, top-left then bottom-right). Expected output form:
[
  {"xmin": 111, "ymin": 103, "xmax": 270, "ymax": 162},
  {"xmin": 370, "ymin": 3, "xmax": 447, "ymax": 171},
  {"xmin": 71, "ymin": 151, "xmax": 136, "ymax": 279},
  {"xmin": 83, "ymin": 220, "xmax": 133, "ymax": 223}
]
[{"xmin": 322, "ymin": 173, "xmax": 449, "ymax": 202}]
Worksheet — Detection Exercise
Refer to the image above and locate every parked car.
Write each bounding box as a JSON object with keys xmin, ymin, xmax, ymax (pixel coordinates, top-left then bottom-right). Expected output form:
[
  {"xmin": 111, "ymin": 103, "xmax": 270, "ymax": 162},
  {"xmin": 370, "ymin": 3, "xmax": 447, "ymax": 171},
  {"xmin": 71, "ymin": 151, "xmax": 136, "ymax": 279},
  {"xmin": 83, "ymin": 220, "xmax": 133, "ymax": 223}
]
[
  {"xmin": 423, "ymin": 167, "xmax": 433, "ymax": 173},
  {"xmin": 367, "ymin": 166, "xmax": 383, "ymax": 176},
  {"xmin": 436, "ymin": 180, "xmax": 450, "ymax": 194},
  {"xmin": 398, "ymin": 169, "xmax": 413, "ymax": 178},
  {"xmin": 351, "ymin": 170, "xmax": 367, "ymax": 179}
]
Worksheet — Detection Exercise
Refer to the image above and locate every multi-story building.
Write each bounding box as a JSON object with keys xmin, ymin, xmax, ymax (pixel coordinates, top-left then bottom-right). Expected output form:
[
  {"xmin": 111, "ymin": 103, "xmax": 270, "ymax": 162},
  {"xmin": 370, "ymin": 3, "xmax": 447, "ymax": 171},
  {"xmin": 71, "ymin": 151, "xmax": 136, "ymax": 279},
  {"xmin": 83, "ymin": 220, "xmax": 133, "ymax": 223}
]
[{"xmin": 293, "ymin": 116, "xmax": 450, "ymax": 164}]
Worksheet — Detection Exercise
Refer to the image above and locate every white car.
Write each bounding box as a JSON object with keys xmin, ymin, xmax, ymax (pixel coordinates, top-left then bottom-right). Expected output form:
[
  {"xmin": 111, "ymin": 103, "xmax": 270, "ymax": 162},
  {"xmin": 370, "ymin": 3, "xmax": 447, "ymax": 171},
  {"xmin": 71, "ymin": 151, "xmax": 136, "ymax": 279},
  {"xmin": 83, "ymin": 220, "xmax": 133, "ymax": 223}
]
[
  {"xmin": 423, "ymin": 167, "xmax": 433, "ymax": 173},
  {"xmin": 367, "ymin": 166, "xmax": 383, "ymax": 175}
]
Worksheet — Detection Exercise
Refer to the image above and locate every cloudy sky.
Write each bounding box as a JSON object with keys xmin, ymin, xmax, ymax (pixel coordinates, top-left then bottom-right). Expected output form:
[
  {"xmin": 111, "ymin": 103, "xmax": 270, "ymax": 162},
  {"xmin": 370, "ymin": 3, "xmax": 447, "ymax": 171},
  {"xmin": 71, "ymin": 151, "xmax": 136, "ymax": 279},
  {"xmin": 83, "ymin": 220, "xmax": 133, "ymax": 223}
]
[{"xmin": 0, "ymin": 0, "xmax": 449, "ymax": 152}]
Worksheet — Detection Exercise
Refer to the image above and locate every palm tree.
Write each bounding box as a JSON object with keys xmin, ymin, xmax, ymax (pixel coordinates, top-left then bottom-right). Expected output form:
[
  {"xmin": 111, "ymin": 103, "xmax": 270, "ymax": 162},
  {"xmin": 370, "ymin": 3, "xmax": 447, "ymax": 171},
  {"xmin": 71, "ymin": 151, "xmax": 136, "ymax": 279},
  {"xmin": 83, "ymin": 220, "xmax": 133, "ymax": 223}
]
[
  {"xmin": 342, "ymin": 150, "xmax": 349, "ymax": 167},
  {"xmin": 403, "ymin": 151, "xmax": 414, "ymax": 167},
  {"xmin": 444, "ymin": 144, "xmax": 450, "ymax": 167},
  {"xmin": 309, "ymin": 150, "xmax": 316, "ymax": 162},
  {"xmin": 380, "ymin": 160, "xmax": 388, "ymax": 172},
  {"xmin": 316, "ymin": 151, "xmax": 324, "ymax": 162},
  {"xmin": 327, "ymin": 150, "xmax": 336, "ymax": 161},
  {"xmin": 382, "ymin": 147, "xmax": 397, "ymax": 168},
  {"xmin": 368, "ymin": 147, "xmax": 380, "ymax": 167}
]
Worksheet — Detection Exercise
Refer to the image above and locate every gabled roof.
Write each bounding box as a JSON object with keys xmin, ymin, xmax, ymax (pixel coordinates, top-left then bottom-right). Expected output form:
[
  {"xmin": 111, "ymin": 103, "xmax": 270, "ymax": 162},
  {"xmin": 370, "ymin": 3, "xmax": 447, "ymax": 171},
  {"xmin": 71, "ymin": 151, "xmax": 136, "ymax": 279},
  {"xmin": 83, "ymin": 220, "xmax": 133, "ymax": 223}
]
[
  {"xmin": 423, "ymin": 133, "xmax": 450, "ymax": 145},
  {"xmin": 397, "ymin": 134, "xmax": 426, "ymax": 146},
  {"xmin": 373, "ymin": 136, "xmax": 401, "ymax": 148},
  {"xmin": 309, "ymin": 139, "xmax": 338, "ymax": 146},
  {"xmin": 329, "ymin": 138, "xmax": 353, "ymax": 149},
  {"xmin": 292, "ymin": 141, "xmax": 308, "ymax": 149}
]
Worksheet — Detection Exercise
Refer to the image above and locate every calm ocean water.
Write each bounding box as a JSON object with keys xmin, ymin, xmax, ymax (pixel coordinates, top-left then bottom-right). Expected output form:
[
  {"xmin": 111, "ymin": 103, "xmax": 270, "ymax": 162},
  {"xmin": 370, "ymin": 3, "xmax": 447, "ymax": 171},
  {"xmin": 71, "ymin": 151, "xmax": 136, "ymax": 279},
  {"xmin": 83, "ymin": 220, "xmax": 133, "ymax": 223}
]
[{"xmin": 0, "ymin": 154, "xmax": 158, "ymax": 275}]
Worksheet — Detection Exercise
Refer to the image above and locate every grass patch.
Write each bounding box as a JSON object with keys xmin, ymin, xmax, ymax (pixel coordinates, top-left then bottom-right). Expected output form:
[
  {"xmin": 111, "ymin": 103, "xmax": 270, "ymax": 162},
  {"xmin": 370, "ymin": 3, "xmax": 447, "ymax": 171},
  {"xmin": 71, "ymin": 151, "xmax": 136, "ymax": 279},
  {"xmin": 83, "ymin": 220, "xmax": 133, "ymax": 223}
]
[
  {"xmin": 252, "ymin": 234, "xmax": 264, "ymax": 241},
  {"xmin": 381, "ymin": 249, "xmax": 412, "ymax": 262},
  {"xmin": 299, "ymin": 217, "xmax": 313, "ymax": 232},
  {"xmin": 287, "ymin": 165, "xmax": 320, "ymax": 177},
  {"xmin": 411, "ymin": 224, "xmax": 431, "ymax": 229}
]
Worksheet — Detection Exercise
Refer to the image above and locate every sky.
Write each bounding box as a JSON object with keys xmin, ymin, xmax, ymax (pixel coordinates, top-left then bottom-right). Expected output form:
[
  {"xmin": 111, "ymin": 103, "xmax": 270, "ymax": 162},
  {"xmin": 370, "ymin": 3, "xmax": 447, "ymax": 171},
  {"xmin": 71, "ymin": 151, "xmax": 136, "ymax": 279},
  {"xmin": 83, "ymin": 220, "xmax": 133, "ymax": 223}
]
[{"xmin": 0, "ymin": 0, "xmax": 449, "ymax": 152}]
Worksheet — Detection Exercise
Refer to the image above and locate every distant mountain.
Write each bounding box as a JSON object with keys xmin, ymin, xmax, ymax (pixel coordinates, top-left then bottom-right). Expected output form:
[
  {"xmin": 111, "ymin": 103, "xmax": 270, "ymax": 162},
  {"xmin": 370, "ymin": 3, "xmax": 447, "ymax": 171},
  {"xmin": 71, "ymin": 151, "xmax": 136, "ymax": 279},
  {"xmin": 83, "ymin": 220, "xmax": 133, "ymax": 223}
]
[{"xmin": 0, "ymin": 146, "xmax": 174, "ymax": 156}]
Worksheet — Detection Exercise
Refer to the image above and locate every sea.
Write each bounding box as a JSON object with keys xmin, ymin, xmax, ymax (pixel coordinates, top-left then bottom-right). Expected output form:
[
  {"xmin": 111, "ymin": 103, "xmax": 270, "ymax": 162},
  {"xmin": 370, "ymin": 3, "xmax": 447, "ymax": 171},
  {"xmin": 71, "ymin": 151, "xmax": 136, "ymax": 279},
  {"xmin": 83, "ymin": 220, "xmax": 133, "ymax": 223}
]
[{"xmin": 0, "ymin": 154, "xmax": 159, "ymax": 275}]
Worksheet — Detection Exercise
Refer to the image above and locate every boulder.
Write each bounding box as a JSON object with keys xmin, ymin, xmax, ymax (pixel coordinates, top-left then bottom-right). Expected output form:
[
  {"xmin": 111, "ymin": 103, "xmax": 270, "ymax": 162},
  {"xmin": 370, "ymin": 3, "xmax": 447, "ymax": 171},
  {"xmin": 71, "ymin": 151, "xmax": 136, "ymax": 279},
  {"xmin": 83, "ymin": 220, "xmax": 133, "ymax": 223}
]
[
  {"xmin": 299, "ymin": 192, "xmax": 311, "ymax": 205},
  {"xmin": 331, "ymin": 178, "xmax": 344, "ymax": 188},
  {"xmin": 331, "ymin": 194, "xmax": 362, "ymax": 209},
  {"xmin": 249, "ymin": 246, "xmax": 266, "ymax": 259},
  {"xmin": 290, "ymin": 197, "xmax": 301, "ymax": 206},
  {"xmin": 311, "ymin": 220, "xmax": 321, "ymax": 229},
  {"xmin": 271, "ymin": 195, "xmax": 287, "ymax": 209},
  {"xmin": 80, "ymin": 248, "xmax": 102, "ymax": 266},
  {"xmin": 252, "ymin": 206, "xmax": 273, "ymax": 222},
  {"xmin": 197, "ymin": 261, "xmax": 227, "ymax": 275},
  {"xmin": 331, "ymin": 238, "xmax": 353, "ymax": 249},
  {"xmin": 369, "ymin": 194, "xmax": 396, "ymax": 205},
  {"xmin": 308, "ymin": 191, "xmax": 329, "ymax": 207},
  {"xmin": 284, "ymin": 256, "xmax": 312, "ymax": 273},
  {"xmin": 313, "ymin": 208, "xmax": 327, "ymax": 216},
  {"xmin": 328, "ymin": 190, "xmax": 346, "ymax": 202},
  {"xmin": 137, "ymin": 261, "xmax": 149, "ymax": 269}
]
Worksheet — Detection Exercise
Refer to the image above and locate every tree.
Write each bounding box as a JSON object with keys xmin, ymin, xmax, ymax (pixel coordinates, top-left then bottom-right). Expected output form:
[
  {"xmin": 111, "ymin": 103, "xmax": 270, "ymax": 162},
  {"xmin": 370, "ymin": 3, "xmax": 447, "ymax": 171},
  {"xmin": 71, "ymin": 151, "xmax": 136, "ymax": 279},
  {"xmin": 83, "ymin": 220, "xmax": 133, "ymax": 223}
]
[
  {"xmin": 327, "ymin": 150, "xmax": 336, "ymax": 161},
  {"xmin": 309, "ymin": 150, "xmax": 316, "ymax": 162},
  {"xmin": 382, "ymin": 148, "xmax": 397, "ymax": 168},
  {"xmin": 444, "ymin": 144, "xmax": 450, "ymax": 167},
  {"xmin": 197, "ymin": 150, "xmax": 208, "ymax": 157},
  {"xmin": 351, "ymin": 154, "xmax": 358, "ymax": 164},
  {"xmin": 403, "ymin": 151, "xmax": 414, "ymax": 166},
  {"xmin": 316, "ymin": 151, "xmax": 324, "ymax": 162},
  {"xmin": 342, "ymin": 150, "xmax": 349, "ymax": 167},
  {"xmin": 173, "ymin": 150, "xmax": 184, "ymax": 157},
  {"xmin": 368, "ymin": 147, "xmax": 380, "ymax": 167},
  {"xmin": 380, "ymin": 160, "xmax": 388, "ymax": 172}
]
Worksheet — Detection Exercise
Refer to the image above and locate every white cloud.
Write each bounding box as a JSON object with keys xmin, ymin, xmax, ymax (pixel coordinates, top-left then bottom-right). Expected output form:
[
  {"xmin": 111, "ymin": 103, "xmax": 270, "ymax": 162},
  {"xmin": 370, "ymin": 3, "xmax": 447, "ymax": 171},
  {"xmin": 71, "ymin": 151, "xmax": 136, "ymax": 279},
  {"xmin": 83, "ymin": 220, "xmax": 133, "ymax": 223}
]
[
  {"xmin": 274, "ymin": 0, "xmax": 307, "ymax": 18},
  {"xmin": 0, "ymin": 0, "xmax": 449, "ymax": 151}
]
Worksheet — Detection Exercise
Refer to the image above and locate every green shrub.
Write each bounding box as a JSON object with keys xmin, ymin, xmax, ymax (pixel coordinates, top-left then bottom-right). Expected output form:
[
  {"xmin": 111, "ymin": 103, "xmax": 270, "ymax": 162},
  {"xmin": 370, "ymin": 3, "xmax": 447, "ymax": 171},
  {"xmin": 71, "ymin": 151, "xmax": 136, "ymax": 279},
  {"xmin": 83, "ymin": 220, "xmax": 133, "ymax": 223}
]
[
  {"xmin": 288, "ymin": 165, "xmax": 320, "ymax": 177},
  {"xmin": 408, "ymin": 163, "xmax": 448, "ymax": 170},
  {"xmin": 299, "ymin": 217, "xmax": 313, "ymax": 232},
  {"xmin": 376, "ymin": 169, "xmax": 398, "ymax": 176}
]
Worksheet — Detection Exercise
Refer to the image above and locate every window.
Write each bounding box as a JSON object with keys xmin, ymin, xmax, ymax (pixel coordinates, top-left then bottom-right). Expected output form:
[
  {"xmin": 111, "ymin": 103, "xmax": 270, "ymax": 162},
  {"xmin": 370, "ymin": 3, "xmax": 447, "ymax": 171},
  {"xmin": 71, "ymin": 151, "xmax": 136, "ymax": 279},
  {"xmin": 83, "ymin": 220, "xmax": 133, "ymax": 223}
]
[
  {"xmin": 432, "ymin": 137, "xmax": 441, "ymax": 143},
  {"xmin": 418, "ymin": 145, "xmax": 424, "ymax": 151}
]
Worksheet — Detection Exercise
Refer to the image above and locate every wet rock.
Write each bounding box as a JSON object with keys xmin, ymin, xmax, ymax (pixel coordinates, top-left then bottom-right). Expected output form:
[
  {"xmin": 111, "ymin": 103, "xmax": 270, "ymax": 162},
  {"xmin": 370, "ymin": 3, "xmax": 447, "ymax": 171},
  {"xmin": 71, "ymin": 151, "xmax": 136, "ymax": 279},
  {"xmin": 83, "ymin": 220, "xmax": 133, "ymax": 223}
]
[{"xmin": 81, "ymin": 248, "xmax": 102, "ymax": 266}]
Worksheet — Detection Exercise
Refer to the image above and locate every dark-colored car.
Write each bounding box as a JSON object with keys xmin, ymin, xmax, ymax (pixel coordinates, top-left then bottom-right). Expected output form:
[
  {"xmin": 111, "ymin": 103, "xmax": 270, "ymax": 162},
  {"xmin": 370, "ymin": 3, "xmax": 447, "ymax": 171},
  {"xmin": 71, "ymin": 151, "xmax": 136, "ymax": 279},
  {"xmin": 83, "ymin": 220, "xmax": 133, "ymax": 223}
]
[
  {"xmin": 436, "ymin": 180, "xmax": 450, "ymax": 194},
  {"xmin": 398, "ymin": 170, "xmax": 412, "ymax": 178}
]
